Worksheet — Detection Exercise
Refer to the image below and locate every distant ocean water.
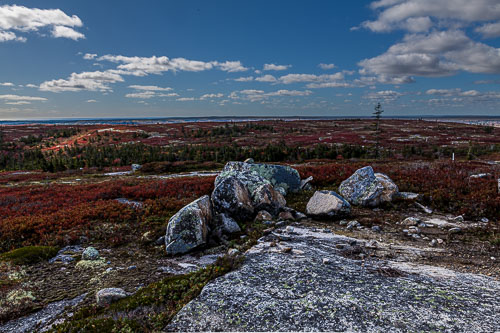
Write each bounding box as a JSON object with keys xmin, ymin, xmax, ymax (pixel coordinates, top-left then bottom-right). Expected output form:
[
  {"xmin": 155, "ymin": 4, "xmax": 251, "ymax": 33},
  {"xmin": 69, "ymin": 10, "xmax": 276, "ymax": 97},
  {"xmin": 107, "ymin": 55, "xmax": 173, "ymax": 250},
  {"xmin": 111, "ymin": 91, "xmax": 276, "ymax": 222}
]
[{"xmin": 0, "ymin": 115, "xmax": 499, "ymax": 126}]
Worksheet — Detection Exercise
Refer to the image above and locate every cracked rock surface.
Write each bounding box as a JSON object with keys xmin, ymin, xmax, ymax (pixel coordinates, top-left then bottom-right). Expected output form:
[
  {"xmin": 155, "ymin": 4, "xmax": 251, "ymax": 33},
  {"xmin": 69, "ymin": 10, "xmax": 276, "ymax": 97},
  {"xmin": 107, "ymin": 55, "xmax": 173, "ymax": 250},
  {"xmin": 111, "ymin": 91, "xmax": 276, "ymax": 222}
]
[{"xmin": 166, "ymin": 225, "xmax": 499, "ymax": 332}]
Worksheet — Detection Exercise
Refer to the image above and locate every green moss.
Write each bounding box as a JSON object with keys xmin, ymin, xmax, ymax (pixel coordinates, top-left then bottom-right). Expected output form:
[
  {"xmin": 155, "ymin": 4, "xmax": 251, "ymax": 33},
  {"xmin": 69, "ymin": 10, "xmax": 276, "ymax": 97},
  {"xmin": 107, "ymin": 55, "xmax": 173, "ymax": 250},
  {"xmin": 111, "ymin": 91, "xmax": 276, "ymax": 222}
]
[{"xmin": 0, "ymin": 246, "xmax": 59, "ymax": 265}]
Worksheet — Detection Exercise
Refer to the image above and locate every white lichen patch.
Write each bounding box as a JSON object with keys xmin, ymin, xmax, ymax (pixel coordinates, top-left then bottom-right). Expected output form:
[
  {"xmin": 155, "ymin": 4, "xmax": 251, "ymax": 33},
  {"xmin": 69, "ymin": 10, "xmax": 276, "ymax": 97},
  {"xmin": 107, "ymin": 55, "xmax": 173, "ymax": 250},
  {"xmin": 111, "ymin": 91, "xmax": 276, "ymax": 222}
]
[{"xmin": 75, "ymin": 258, "xmax": 107, "ymax": 270}]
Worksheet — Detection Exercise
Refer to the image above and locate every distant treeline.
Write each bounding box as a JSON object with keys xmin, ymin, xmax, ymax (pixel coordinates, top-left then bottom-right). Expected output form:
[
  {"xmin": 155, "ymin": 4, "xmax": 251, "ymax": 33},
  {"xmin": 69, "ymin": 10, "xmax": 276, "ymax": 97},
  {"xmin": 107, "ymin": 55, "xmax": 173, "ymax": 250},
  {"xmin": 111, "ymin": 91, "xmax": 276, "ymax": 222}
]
[{"xmin": 0, "ymin": 141, "xmax": 499, "ymax": 172}]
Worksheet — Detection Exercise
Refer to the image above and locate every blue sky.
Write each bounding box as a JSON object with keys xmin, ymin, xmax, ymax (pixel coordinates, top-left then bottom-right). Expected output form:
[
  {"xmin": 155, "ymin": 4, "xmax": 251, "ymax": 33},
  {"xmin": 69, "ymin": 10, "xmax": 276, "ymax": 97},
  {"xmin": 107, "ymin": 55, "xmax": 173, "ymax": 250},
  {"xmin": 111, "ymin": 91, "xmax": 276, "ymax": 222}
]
[{"xmin": 1, "ymin": 0, "xmax": 500, "ymax": 119}]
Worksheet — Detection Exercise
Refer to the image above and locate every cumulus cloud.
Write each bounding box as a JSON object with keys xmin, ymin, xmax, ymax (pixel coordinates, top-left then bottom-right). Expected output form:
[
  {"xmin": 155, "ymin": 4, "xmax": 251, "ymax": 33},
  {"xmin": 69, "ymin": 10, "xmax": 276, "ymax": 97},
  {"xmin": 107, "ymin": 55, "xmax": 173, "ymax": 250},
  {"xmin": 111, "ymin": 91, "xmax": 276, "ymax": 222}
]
[
  {"xmin": 263, "ymin": 63, "xmax": 291, "ymax": 71},
  {"xmin": 356, "ymin": 1, "xmax": 500, "ymax": 83},
  {"xmin": 39, "ymin": 71, "xmax": 124, "ymax": 92},
  {"xmin": 0, "ymin": 82, "xmax": 14, "ymax": 86},
  {"xmin": 229, "ymin": 89, "xmax": 312, "ymax": 102},
  {"xmin": 5, "ymin": 101, "xmax": 31, "ymax": 105},
  {"xmin": 255, "ymin": 74, "xmax": 277, "ymax": 83},
  {"xmin": 86, "ymin": 99, "xmax": 97, "ymax": 103},
  {"xmin": 177, "ymin": 97, "xmax": 195, "ymax": 102},
  {"xmin": 279, "ymin": 73, "xmax": 345, "ymax": 85},
  {"xmin": 318, "ymin": 63, "xmax": 335, "ymax": 70},
  {"xmin": 364, "ymin": 90, "xmax": 403, "ymax": 102},
  {"xmin": 361, "ymin": 0, "xmax": 500, "ymax": 33},
  {"xmin": 0, "ymin": 5, "xmax": 84, "ymax": 42},
  {"xmin": 125, "ymin": 91, "xmax": 178, "ymax": 99}
]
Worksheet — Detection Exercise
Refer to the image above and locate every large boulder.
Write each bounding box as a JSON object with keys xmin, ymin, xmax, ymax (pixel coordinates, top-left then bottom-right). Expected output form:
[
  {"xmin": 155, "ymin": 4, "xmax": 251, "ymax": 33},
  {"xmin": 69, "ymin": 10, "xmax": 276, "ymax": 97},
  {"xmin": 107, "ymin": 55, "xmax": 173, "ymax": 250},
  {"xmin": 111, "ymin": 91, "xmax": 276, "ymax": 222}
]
[
  {"xmin": 212, "ymin": 174, "xmax": 255, "ymax": 221},
  {"xmin": 165, "ymin": 195, "xmax": 212, "ymax": 255},
  {"xmin": 223, "ymin": 161, "xmax": 301, "ymax": 194},
  {"xmin": 213, "ymin": 170, "xmax": 285, "ymax": 219},
  {"xmin": 306, "ymin": 190, "xmax": 351, "ymax": 218},
  {"xmin": 339, "ymin": 166, "xmax": 398, "ymax": 207}
]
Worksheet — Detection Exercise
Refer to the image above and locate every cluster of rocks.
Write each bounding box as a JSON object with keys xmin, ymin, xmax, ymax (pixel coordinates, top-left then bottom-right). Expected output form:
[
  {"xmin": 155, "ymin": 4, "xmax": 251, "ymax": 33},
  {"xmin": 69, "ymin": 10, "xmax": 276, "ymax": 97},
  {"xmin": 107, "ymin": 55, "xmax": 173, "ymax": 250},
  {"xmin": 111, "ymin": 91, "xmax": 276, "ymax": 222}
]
[
  {"xmin": 164, "ymin": 161, "xmax": 306, "ymax": 255},
  {"xmin": 305, "ymin": 166, "xmax": 412, "ymax": 219}
]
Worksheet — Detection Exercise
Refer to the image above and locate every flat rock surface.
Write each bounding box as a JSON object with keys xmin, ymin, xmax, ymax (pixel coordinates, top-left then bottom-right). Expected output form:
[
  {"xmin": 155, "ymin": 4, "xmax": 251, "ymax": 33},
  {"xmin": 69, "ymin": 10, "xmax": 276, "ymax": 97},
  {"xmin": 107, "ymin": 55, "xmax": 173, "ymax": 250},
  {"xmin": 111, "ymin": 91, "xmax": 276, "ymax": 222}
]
[{"xmin": 166, "ymin": 226, "xmax": 500, "ymax": 332}]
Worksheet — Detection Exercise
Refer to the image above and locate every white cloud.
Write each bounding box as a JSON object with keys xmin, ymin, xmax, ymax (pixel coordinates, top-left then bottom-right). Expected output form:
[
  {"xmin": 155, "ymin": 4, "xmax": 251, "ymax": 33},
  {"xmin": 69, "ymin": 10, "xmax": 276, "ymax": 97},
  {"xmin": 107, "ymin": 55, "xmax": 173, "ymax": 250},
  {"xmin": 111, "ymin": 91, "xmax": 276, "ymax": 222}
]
[
  {"xmin": 97, "ymin": 55, "xmax": 247, "ymax": 76},
  {"xmin": 200, "ymin": 93, "xmax": 224, "ymax": 99},
  {"xmin": 25, "ymin": 84, "xmax": 38, "ymax": 88},
  {"xmin": 0, "ymin": 5, "xmax": 84, "ymax": 42},
  {"xmin": 359, "ymin": 30, "xmax": 500, "ymax": 81},
  {"xmin": 361, "ymin": 0, "xmax": 500, "ymax": 33},
  {"xmin": 83, "ymin": 53, "xmax": 97, "ymax": 60},
  {"xmin": 263, "ymin": 63, "xmax": 291, "ymax": 71},
  {"xmin": 52, "ymin": 25, "xmax": 84, "ymax": 40},
  {"xmin": 128, "ymin": 85, "xmax": 172, "ymax": 91},
  {"xmin": 39, "ymin": 71, "xmax": 124, "ymax": 92},
  {"xmin": 234, "ymin": 76, "xmax": 254, "ymax": 82},
  {"xmin": 0, "ymin": 82, "xmax": 14, "ymax": 86},
  {"xmin": 255, "ymin": 74, "xmax": 277, "ymax": 83},
  {"xmin": 216, "ymin": 61, "xmax": 248, "ymax": 72},
  {"xmin": 318, "ymin": 63, "xmax": 335, "ymax": 70},
  {"xmin": 475, "ymin": 22, "xmax": 500, "ymax": 38},
  {"xmin": 365, "ymin": 90, "xmax": 403, "ymax": 102},
  {"xmin": 230, "ymin": 89, "xmax": 312, "ymax": 102},
  {"xmin": 279, "ymin": 73, "xmax": 344, "ymax": 85},
  {"xmin": 0, "ymin": 94, "xmax": 47, "ymax": 101},
  {"xmin": 125, "ymin": 91, "xmax": 178, "ymax": 99},
  {"xmin": 86, "ymin": 99, "xmax": 97, "ymax": 103},
  {"xmin": 177, "ymin": 97, "xmax": 195, "ymax": 101}
]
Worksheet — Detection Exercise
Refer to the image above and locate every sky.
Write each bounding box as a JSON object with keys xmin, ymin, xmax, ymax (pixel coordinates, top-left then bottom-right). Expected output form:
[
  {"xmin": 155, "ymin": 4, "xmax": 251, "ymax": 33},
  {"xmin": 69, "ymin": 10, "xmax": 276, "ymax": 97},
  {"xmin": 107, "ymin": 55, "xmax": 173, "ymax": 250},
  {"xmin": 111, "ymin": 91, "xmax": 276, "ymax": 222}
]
[{"xmin": 1, "ymin": 0, "xmax": 500, "ymax": 119}]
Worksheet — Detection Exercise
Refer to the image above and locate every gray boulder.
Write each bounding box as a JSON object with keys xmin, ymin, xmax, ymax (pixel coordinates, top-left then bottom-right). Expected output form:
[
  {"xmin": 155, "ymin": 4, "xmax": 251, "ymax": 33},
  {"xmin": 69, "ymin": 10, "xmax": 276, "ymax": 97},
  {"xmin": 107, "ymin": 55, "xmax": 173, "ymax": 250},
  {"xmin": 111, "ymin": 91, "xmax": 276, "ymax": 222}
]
[
  {"xmin": 96, "ymin": 288, "xmax": 128, "ymax": 306},
  {"xmin": 252, "ymin": 183, "xmax": 286, "ymax": 216},
  {"xmin": 165, "ymin": 195, "xmax": 212, "ymax": 255},
  {"xmin": 223, "ymin": 161, "xmax": 301, "ymax": 194},
  {"xmin": 339, "ymin": 166, "xmax": 398, "ymax": 207},
  {"xmin": 306, "ymin": 190, "xmax": 351, "ymax": 218}
]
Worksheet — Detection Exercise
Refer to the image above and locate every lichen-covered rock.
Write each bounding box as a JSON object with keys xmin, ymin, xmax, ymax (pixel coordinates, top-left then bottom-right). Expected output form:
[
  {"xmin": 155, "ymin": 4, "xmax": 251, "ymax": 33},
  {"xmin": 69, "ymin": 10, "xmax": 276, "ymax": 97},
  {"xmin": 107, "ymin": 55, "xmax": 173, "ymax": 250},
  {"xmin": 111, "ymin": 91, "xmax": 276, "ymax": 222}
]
[
  {"xmin": 165, "ymin": 195, "xmax": 212, "ymax": 255},
  {"xmin": 82, "ymin": 247, "xmax": 99, "ymax": 261},
  {"xmin": 306, "ymin": 190, "xmax": 351, "ymax": 218},
  {"xmin": 254, "ymin": 210, "xmax": 273, "ymax": 222},
  {"xmin": 223, "ymin": 161, "xmax": 301, "ymax": 194},
  {"xmin": 396, "ymin": 192, "xmax": 420, "ymax": 200},
  {"xmin": 212, "ymin": 174, "xmax": 255, "ymax": 221},
  {"xmin": 96, "ymin": 288, "xmax": 128, "ymax": 307},
  {"xmin": 339, "ymin": 166, "xmax": 398, "ymax": 207}
]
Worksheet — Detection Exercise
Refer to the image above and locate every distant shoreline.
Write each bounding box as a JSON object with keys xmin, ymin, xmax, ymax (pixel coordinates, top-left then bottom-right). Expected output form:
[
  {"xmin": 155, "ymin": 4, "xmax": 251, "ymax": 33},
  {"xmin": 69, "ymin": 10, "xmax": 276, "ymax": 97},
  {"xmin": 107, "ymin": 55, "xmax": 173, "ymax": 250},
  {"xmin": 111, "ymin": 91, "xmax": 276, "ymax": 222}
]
[{"xmin": 0, "ymin": 115, "xmax": 499, "ymax": 126}]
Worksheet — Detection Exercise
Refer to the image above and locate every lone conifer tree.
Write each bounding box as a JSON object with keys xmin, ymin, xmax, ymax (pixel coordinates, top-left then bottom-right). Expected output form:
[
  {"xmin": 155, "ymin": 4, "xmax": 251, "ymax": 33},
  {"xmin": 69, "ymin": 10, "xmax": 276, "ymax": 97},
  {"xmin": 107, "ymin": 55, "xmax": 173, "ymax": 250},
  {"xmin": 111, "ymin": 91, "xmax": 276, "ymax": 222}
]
[{"xmin": 373, "ymin": 102, "xmax": 383, "ymax": 158}]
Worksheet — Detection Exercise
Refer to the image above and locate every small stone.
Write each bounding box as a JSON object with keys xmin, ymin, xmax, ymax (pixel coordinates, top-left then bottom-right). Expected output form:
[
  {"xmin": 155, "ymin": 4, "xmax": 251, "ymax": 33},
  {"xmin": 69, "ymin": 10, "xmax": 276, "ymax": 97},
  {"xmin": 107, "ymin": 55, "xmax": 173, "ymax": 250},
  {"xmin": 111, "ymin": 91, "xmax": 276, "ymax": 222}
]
[
  {"xmin": 322, "ymin": 258, "xmax": 331, "ymax": 265},
  {"xmin": 263, "ymin": 228, "xmax": 273, "ymax": 235},
  {"xmin": 335, "ymin": 244, "xmax": 345, "ymax": 249},
  {"xmin": 240, "ymin": 235, "xmax": 247, "ymax": 239},
  {"xmin": 339, "ymin": 220, "xmax": 348, "ymax": 226},
  {"xmin": 430, "ymin": 239, "xmax": 437, "ymax": 247},
  {"xmin": 276, "ymin": 221, "xmax": 287, "ymax": 227},
  {"xmin": 418, "ymin": 222, "xmax": 427, "ymax": 228},
  {"xmin": 96, "ymin": 288, "xmax": 128, "ymax": 307},
  {"xmin": 448, "ymin": 227, "xmax": 462, "ymax": 234},
  {"xmin": 263, "ymin": 220, "xmax": 273, "ymax": 226},
  {"xmin": 82, "ymin": 247, "xmax": 100, "ymax": 261},
  {"xmin": 346, "ymin": 220, "xmax": 360, "ymax": 230},
  {"xmin": 281, "ymin": 246, "xmax": 292, "ymax": 253},
  {"xmin": 243, "ymin": 158, "xmax": 254, "ymax": 164},
  {"xmin": 322, "ymin": 228, "xmax": 332, "ymax": 233},
  {"xmin": 105, "ymin": 267, "xmax": 113, "ymax": 273},
  {"xmin": 227, "ymin": 248, "xmax": 240, "ymax": 256},
  {"xmin": 491, "ymin": 257, "xmax": 496, "ymax": 261},
  {"xmin": 285, "ymin": 226, "xmax": 295, "ymax": 233},
  {"xmin": 402, "ymin": 229, "xmax": 409, "ymax": 234},
  {"xmin": 294, "ymin": 211, "xmax": 307, "ymax": 220},
  {"xmin": 480, "ymin": 217, "xmax": 489, "ymax": 223},
  {"xmin": 415, "ymin": 202, "xmax": 433, "ymax": 214},
  {"xmin": 411, "ymin": 234, "xmax": 421, "ymax": 239},
  {"xmin": 453, "ymin": 215, "xmax": 464, "ymax": 222},
  {"xmin": 127, "ymin": 265, "xmax": 137, "ymax": 270},
  {"xmin": 371, "ymin": 226, "xmax": 381, "ymax": 232},
  {"xmin": 436, "ymin": 238, "xmax": 444, "ymax": 244},
  {"xmin": 365, "ymin": 240, "xmax": 378, "ymax": 249}
]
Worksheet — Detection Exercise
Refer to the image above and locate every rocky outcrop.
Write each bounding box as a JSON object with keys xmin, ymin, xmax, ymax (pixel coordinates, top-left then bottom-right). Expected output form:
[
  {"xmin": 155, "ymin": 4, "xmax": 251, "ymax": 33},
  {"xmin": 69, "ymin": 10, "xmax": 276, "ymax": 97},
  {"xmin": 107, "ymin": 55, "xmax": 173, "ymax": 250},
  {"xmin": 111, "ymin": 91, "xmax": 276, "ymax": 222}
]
[
  {"xmin": 306, "ymin": 190, "xmax": 351, "ymax": 218},
  {"xmin": 166, "ymin": 225, "xmax": 500, "ymax": 332},
  {"xmin": 223, "ymin": 161, "xmax": 302, "ymax": 194},
  {"xmin": 82, "ymin": 247, "xmax": 99, "ymax": 261},
  {"xmin": 165, "ymin": 195, "xmax": 212, "ymax": 255},
  {"xmin": 339, "ymin": 166, "xmax": 398, "ymax": 207}
]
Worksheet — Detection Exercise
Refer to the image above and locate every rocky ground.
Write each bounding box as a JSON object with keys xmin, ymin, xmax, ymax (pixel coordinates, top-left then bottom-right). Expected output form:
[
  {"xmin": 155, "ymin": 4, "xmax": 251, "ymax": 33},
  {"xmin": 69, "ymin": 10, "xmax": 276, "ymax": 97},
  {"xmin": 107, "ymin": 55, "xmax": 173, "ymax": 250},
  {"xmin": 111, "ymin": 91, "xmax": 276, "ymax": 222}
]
[{"xmin": 167, "ymin": 223, "xmax": 499, "ymax": 332}]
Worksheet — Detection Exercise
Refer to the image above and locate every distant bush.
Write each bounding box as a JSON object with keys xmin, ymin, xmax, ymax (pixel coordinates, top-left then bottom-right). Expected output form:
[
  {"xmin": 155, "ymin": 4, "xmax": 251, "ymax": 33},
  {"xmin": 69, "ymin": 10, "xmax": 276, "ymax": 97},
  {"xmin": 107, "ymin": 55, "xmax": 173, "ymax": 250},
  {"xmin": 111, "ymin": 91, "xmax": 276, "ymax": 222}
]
[{"xmin": 0, "ymin": 246, "xmax": 59, "ymax": 265}]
